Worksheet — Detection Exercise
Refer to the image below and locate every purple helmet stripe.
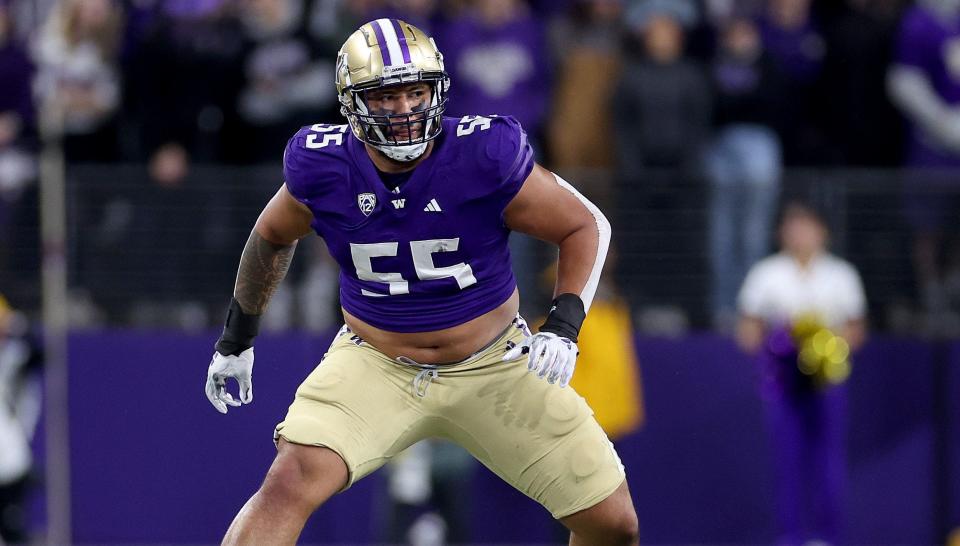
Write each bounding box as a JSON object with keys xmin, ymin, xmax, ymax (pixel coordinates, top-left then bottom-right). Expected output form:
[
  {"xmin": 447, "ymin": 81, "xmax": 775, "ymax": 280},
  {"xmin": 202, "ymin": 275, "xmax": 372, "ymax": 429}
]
[
  {"xmin": 390, "ymin": 19, "xmax": 412, "ymax": 64},
  {"xmin": 370, "ymin": 20, "xmax": 393, "ymax": 66}
]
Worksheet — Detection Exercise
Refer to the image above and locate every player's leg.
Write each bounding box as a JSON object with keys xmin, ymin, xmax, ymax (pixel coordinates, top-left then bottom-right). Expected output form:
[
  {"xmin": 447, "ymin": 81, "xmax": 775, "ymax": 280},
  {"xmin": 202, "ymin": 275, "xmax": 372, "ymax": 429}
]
[
  {"xmin": 222, "ymin": 439, "xmax": 348, "ymax": 546},
  {"xmin": 561, "ymin": 480, "xmax": 638, "ymax": 546},
  {"xmin": 433, "ymin": 322, "xmax": 638, "ymax": 545},
  {"xmin": 221, "ymin": 328, "xmax": 426, "ymax": 544}
]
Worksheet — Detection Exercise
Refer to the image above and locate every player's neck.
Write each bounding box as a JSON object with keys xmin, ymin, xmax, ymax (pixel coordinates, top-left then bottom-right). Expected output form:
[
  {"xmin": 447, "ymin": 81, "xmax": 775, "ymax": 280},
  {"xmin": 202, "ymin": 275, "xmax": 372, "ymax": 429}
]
[{"xmin": 364, "ymin": 141, "xmax": 435, "ymax": 174}]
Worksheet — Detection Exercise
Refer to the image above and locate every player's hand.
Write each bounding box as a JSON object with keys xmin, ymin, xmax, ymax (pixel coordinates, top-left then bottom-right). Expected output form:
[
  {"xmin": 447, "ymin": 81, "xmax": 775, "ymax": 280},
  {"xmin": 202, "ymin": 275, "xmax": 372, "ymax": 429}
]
[
  {"xmin": 205, "ymin": 348, "xmax": 254, "ymax": 414},
  {"xmin": 503, "ymin": 332, "xmax": 579, "ymax": 388}
]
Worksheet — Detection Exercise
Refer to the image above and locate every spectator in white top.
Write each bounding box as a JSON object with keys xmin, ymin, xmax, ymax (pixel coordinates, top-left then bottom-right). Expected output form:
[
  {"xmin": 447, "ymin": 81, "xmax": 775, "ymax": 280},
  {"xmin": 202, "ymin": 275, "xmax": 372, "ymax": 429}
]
[
  {"xmin": 736, "ymin": 199, "xmax": 866, "ymax": 546},
  {"xmin": 31, "ymin": 0, "xmax": 124, "ymax": 162},
  {"xmin": 738, "ymin": 201, "xmax": 867, "ymax": 346}
]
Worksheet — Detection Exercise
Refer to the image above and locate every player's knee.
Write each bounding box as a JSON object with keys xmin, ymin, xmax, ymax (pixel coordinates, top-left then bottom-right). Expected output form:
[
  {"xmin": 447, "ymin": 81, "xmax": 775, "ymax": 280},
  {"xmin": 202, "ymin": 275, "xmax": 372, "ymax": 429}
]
[
  {"xmin": 598, "ymin": 501, "xmax": 639, "ymax": 545},
  {"xmin": 260, "ymin": 447, "xmax": 344, "ymax": 511},
  {"xmin": 569, "ymin": 500, "xmax": 639, "ymax": 545},
  {"xmin": 601, "ymin": 485, "xmax": 639, "ymax": 545},
  {"xmin": 260, "ymin": 456, "xmax": 321, "ymax": 510},
  {"xmin": 571, "ymin": 514, "xmax": 638, "ymax": 546},
  {"xmin": 612, "ymin": 509, "xmax": 640, "ymax": 545}
]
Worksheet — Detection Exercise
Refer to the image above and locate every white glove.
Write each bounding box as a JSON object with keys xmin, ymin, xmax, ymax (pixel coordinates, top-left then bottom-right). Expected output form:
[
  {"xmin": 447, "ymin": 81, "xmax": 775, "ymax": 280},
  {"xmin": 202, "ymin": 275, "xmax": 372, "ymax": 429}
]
[
  {"xmin": 205, "ymin": 348, "xmax": 254, "ymax": 414},
  {"xmin": 503, "ymin": 332, "xmax": 579, "ymax": 388}
]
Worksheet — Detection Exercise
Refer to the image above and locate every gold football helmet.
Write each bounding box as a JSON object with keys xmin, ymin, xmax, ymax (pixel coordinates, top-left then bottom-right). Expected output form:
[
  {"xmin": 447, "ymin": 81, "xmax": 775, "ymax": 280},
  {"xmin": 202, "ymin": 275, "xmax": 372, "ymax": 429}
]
[{"xmin": 336, "ymin": 19, "xmax": 450, "ymax": 161}]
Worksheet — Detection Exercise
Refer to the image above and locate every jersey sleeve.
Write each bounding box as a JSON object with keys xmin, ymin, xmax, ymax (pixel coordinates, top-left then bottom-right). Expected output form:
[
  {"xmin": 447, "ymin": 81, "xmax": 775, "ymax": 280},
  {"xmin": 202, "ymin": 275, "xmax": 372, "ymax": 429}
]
[
  {"xmin": 479, "ymin": 115, "xmax": 536, "ymax": 206},
  {"xmin": 282, "ymin": 127, "xmax": 317, "ymax": 206}
]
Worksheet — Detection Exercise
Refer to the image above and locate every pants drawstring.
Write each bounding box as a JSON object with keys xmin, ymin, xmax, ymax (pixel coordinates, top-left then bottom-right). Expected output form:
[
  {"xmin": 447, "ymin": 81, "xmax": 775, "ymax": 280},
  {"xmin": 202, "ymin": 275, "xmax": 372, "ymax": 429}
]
[
  {"xmin": 397, "ymin": 356, "xmax": 439, "ymax": 398},
  {"xmin": 412, "ymin": 366, "xmax": 439, "ymax": 398}
]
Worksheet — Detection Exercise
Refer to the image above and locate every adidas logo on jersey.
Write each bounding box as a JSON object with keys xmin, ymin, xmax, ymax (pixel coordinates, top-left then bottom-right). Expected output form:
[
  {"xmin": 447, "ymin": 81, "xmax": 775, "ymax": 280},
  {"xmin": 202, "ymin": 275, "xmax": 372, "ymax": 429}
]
[
  {"xmin": 391, "ymin": 199, "xmax": 406, "ymax": 209},
  {"xmin": 424, "ymin": 198, "xmax": 442, "ymax": 212}
]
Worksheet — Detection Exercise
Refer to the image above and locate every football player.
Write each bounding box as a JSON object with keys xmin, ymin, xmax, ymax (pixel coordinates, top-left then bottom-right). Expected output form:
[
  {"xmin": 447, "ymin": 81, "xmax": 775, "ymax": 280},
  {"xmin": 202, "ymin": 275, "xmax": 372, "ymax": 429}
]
[{"xmin": 205, "ymin": 19, "xmax": 637, "ymax": 545}]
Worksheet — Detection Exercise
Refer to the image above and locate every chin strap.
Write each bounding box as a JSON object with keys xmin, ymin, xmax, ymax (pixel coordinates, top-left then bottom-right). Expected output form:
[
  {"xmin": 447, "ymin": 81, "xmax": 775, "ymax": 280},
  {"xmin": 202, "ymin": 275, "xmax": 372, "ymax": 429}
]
[{"xmin": 374, "ymin": 141, "xmax": 428, "ymax": 162}]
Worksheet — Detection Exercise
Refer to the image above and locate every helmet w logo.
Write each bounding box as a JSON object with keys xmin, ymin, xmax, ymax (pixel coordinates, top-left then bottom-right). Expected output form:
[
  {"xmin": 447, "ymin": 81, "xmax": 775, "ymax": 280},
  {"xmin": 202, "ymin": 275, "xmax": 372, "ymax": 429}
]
[{"xmin": 358, "ymin": 193, "xmax": 376, "ymax": 216}]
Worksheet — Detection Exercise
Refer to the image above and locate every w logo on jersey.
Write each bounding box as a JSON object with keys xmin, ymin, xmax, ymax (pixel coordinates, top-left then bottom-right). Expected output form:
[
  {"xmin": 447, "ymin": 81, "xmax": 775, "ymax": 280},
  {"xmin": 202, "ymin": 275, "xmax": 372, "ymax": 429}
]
[{"xmin": 358, "ymin": 193, "xmax": 376, "ymax": 216}]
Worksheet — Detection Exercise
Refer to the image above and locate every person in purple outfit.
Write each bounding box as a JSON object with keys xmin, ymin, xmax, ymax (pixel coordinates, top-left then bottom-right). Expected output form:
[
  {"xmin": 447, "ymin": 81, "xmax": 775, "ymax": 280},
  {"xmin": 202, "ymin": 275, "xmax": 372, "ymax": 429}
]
[
  {"xmin": 737, "ymin": 200, "xmax": 867, "ymax": 546},
  {"xmin": 0, "ymin": 0, "xmax": 32, "ymax": 147},
  {"xmin": 758, "ymin": 0, "xmax": 824, "ymax": 85},
  {"xmin": 0, "ymin": 0, "xmax": 37, "ymax": 297},
  {"xmin": 203, "ymin": 19, "xmax": 637, "ymax": 545},
  {"xmin": 757, "ymin": 0, "xmax": 830, "ymax": 165},
  {"xmin": 887, "ymin": 0, "xmax": 960, "ymax": 329},
  {"xmin": 436, "ymin": 0, "xmax": 550, "ymax": 140}
]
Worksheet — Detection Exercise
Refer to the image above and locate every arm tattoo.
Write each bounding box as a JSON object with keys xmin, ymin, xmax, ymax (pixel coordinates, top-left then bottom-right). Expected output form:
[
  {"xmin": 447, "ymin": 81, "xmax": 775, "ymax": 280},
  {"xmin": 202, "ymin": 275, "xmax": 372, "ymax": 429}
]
[{"xmin": 233, "ymin": 231, "xmax": 297, "ymax": 314}]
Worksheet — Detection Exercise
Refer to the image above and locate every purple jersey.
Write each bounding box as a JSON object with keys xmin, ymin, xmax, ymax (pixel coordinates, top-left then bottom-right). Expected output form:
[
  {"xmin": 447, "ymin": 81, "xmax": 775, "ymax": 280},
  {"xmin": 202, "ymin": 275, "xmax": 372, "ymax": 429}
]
[
  {"xmin": 895, "ymin": 6, "xmax": 960, "ymax": 166},
  {"xmin": 895, "ymin": 7, "xmax": 960, "ymax": 105},
  {"xmin": 284, "ymin": 115, "xmax": 534, "ymax": 332},
  {"xmin": 437, "ymin": 14, "xmax": 550, "ymax": 137}
]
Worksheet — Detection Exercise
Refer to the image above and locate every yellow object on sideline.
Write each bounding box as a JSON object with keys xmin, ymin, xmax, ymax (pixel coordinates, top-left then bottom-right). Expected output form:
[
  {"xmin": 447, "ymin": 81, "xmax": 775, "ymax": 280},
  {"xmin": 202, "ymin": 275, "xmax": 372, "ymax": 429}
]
[{"xmin": 537, "ymin": 299, "xmax": 645, "ymax": 439}]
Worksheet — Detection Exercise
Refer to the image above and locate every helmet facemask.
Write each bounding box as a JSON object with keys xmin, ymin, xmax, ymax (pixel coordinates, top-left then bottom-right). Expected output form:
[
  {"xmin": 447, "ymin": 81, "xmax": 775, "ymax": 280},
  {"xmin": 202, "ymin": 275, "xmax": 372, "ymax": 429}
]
[{"xmin": 341, "ymin": 76, "xmax": 448, "ymax": 162}]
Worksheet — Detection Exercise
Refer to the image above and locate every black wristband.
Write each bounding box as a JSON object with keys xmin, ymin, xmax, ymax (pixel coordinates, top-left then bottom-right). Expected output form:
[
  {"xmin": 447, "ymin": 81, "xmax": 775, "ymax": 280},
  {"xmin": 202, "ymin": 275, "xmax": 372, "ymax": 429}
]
[
  {"xmin": 539, "ymin": 293, "xmax": 586, "ymax": 343},
  {"xmin": 215, "ymin": 298, "xmax": 261, "ymax": 356}
]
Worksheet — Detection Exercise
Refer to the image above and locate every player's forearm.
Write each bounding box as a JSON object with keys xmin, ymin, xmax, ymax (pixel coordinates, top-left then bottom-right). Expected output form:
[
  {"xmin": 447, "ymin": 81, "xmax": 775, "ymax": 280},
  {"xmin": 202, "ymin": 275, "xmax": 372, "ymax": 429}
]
[
  {"xmin": 214, "ymin": 230, "xmax": 297, "ymax": 356},
  {"xmin": 552, "ymin": 188, "xmax": 611, "ymax": 313},
  {"xmin": 234, "ymin": 229, "xmax": 298, "ymax": 315},
  {"xmin": 555, "ymin": 228, "xmax": 605, "ymax": 301},
  {"xmin": 543, "ymin": 211, "xmax": 610, "ymax": 343}
]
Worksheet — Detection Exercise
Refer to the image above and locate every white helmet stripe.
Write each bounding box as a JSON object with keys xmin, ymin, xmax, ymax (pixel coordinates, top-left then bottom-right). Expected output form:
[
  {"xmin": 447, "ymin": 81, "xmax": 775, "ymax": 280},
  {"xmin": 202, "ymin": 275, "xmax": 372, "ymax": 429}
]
[{"xmin": 375, "ymin": 18, "xmax": 406, "ymax": 67}]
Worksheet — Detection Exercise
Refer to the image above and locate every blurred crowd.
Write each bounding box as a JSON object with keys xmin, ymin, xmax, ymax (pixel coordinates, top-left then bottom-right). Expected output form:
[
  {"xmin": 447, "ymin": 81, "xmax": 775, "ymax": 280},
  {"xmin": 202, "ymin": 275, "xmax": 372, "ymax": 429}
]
[
  {"xmin": 2, "ymin": 2, "xmax": 960, "ymax": 543},
  {"xmin": 1, "ymin": 0, "xmax": 959, "ymax": 334}
]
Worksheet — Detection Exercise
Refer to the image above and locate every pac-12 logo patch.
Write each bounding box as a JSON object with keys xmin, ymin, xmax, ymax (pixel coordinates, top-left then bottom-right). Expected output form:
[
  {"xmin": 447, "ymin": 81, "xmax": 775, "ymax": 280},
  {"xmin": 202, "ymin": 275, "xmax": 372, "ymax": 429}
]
[{"xmin": 357, "ymin": 193, "xmax": 376, "ymax": 216}]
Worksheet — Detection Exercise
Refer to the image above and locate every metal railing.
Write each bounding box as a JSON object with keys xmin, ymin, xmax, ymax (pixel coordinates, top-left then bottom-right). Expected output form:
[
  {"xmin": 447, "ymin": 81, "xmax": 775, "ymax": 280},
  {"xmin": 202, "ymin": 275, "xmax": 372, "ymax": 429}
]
[{"xmin": 2, "ymin": 164, "xmax": 957, "ymax": 334}]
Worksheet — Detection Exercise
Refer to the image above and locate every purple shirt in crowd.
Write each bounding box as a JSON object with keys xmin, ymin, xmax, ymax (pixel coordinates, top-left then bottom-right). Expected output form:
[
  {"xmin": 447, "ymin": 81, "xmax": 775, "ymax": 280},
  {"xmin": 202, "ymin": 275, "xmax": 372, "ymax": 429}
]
[
  {"xmin": 758, "ymin": 16, "xmax": 825, "ymax": 85},
  {"xmin": 436, "ymin": 14, "xmax": 549, "ymax": 137},
  {"xmin": 0, "ymin": 40, "xmax": 34, "ymax": 134},
  {"xmin": 283, "ymin": 115, "xmax": 534, "ymax": 333},
  {"xmin": 894, "ymin": 6, "xmax": 960, "ymax": 167}
]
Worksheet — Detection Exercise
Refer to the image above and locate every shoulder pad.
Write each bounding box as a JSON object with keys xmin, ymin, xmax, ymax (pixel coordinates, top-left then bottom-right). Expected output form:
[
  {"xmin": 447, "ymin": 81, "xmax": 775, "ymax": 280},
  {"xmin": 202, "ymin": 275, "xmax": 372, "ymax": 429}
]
[
  {"xmin": 449, "ymin": 114, "xmax": 535, "ymax": 185},
  {"xmin": 283, "ymin": 123, "xmax": 351, "ymax": 203}
]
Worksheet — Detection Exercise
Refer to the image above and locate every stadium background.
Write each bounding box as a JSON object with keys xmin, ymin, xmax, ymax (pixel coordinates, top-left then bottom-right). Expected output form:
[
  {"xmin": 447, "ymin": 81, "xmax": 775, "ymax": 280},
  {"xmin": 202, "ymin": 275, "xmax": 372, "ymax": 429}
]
[{"xmin": 1, "ymin": 0, "xmax": 959, "ymax": 543}]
